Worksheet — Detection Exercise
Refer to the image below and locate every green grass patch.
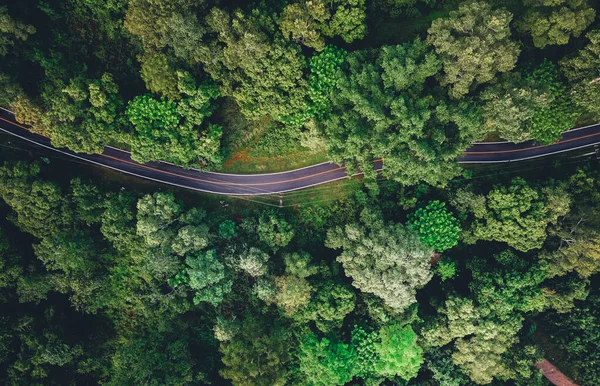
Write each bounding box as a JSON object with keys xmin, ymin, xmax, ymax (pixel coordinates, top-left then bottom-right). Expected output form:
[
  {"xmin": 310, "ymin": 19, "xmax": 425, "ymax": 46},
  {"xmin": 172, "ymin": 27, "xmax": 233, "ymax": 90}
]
[{"xmin": 214, "ymin": 98, "xmax": 330, "ymax": 174}]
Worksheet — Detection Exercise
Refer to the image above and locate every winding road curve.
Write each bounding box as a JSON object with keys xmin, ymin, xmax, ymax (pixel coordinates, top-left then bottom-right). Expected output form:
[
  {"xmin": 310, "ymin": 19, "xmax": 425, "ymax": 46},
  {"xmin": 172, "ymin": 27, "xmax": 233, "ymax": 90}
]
[{"xmin": 1, "ymin": 108, "xmax": 600, "ymax": 196}]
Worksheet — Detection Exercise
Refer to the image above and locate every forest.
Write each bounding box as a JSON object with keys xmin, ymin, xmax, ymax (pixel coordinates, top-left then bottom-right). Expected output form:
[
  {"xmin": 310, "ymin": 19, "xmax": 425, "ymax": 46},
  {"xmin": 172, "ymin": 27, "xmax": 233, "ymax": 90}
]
[{"xmin": 1, "ymin": 0, "xmax": 600, "ymax": 385}]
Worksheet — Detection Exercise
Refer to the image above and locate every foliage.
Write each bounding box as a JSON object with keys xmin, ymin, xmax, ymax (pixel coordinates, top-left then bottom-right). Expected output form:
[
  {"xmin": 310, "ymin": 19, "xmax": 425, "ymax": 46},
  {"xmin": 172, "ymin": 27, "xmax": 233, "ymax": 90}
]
[
  {"xmin": 518, "ymin": 0, "xmax": 596, "ymax": 49},
  {"xmin": 322, "ymin": 39, "xmax": 482, "ymax": 186},
  {"xmin": 427, "ymin": 1, "xmax": 520, "ymax": 99},
  {"xmin": 480, "ymin": 72, "xmax": 550, "ymax": 143},
  {"xmin": 0, "ymin": 6, "xmax": 36, "ymax": 56},
  {"xmin": 375, "ymin": 324, "xmax": 423, "ymax": 380},
  {"xmin": 546, "ymin": 290, "xmax": 600, "ymax": 385},
  {"xmin": 278, "ymin": 0, "xmax": 367, "ymax": 50},
  {"xmin": 560, "ymin": 30, "xmax": 600, "ymax": 118},
  {"xmin": 526, "ymin": 60, "xmax": 579, "ymax": 144},
  {"xmin": 454, "ymin": 177, "xmax": 571, "ymax": 251},
  {"xmin": 409, "ymin": 200, "xmax": 460, "ymax": 252},
  {"xmin": 0, "ymin": 162, "xmax": 72, "ymax": 239},
  {"xmin": 219, "ymin": 317, "xmax": 290, "ymax": 386},
  {"xmin": 202, "ymin": 7, "xmax": 308, "ymax": 120},
  {"xmin": 257, "ymin": 211, "xmax": 295, "ymax": 252},
  {"xmin": 2, "ymin": 1, "xmax": 600, "ymax": 384},
  {"xmin": 296, "ymin": 333, "xmax": 357, "ymax": 386},
  {"xmin": 299, "ymin": 281, "xmax": 356, "ymax": 332},
  {"xmin": 219, "ymin": 220, "xmax": 237, "ymax": 240},
  {"xmin": 238, "ymin": 247, "xmax": 270, "ymax": 277},
  {"xmin": 185, "ymin": 249, "xmax": 232, "ymax": 306},
  {"xmin": 326, "ymin": 208, "xmax": 433, "ymax": 311},
  {"xmin": 434, "ymin": 256, "xmax": 457, "ymax": 281},
  {"xmin": 280, "ymin": 46, "xmax": 347, "ymax": 128},
  {"xmin": 126, "ymin": 75, "xmax": 222, "ymax": 167}
]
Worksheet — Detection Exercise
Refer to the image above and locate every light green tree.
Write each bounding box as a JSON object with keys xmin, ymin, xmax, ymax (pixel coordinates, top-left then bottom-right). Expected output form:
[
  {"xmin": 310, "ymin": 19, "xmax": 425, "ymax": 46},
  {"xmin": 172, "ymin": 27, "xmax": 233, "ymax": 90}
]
[
  {"xmin": 375, "ymin": 324, "xmax": 423, "ymax": 380},
  {"xmin": 296, "ymin": 333, "xmax": 357, "ymax": 386},
  {"xmin": 126, "ymin": 73, "xmax": 222, "ymax": 167},
  {"xmin": 326, "ymin": 208, "xmax": 433, "ymax": 311},
  {"xmin": 257, "ymin": 212, "xmax": 295, "ymax": 252},
  {"xmin": 238, "ymin": 247, "xmax": 270, "ymax": 277},
  {"xmin": 0, "ymin": 162, "xmax": 72, "ymax": 239},
  {"xmin": 202, "ymin": 7, "xmax": 308, "ymax": 120},
  {"xmin": 185, "ymin": 249, "xmax": 232, "ymax": 306},
  {"xmin": 480, "ymin": 72, "xmax": 550, "ymax": 143},
  {"xmin": 171, "ymin": 225, "xmax": 211, "ymax": 256},
  {"xmin": 136, "ymin": 192, "xmax": 183, "ymax": 248}
]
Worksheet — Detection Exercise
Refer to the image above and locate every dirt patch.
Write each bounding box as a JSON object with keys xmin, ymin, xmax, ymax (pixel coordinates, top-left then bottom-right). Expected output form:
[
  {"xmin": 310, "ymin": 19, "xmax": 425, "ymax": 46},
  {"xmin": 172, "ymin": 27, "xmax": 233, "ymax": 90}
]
[
  {"xmin": 224, "ymin": 148, "xmax": 252, "ymax": 167},
  {"xmin": 535, "ymin": 360, "xmax": 578, "ymax": 386}
]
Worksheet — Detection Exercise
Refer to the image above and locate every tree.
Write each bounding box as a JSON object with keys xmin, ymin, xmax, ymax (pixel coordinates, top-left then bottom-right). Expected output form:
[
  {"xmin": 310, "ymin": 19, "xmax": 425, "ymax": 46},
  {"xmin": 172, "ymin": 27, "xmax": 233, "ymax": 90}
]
[
  {"xmin": 298, "ymin": 282, "xmax": 356, "ymax": 332},
  {"xmin": 541, "ymin": 212, "xmax": 600, "ymax": 279},
  {"xmin": 479, "ymin": 72, "xmax": 550, "ymax": 143},
  {"xmin": 408, "ymin": 200, "xmax": 461, "ymax": 252},
  {"xmin": 184, "ymin": 250, "xmax": 232, "ymax": 306},
  {"xmin": 326, "ymin": 208, "xmax": 433, "ymax": 311},
  {"xmin": 423, "ymin": 251, "xmax": 551, "ymax": 384},
  {"xmin": 107, "ymin": 331, "xmax": 194, "ymax": 386},
  {"xmin": 518, "ymin": 0, "xmax": 596, "ymax": 49},
  {"xmin": 278, "ymin": 0, "xmax": 367, "ymax": 51},
  {"xmin": 322, "ymin": 40, "xmax": 482, "ymax": 186},
  {"xmin": 0, "ymin": 162, "xmax": 72, "ymax": 239},
  {"xmin": 546, "ymin": 290, "xmax": 600, "ymax": 385},
  {"xmin": 283, "ymin": 251, "xmax": 319, "ymax": 278},
  {"xmin": 560, "ymin": 30, "xmax": 600, "ymax": 118},
  {"xmin": 125, "ymin": 0, "xmax": 204, "ymax": 99},
  {"xmin": 0, "ymin": 6, "xmax": 36, "ymax": 56},
  {"xmin": 375, "ymin": 324, "xmax": 423, "ymax": 381},
  {"xmin": 238, "ymin": 247, "xmax": 270, "ymax": 277},
  {"xmin": 171, "ymin": 225, "xmax": 211, "ymax": 256},
  {"xmin": 427, "ymin": 1, "xmax": 520, "ymax": 99},
  {"xmin": 296, "ymin": 333, "xmax": 357, "ymax": 386},
  {"xmin": 136, "ymin": 192, "xmax": 183, "ymax": 248},
  {"xmin": 526, "ymin": 60, "xmax": 579, "ymax": 144},
  {"xmin": 455, "ymin": 178, "xmax": 571, "ymax": 252},
  {"xmin": 273, "ymin": 275, "xmax": 312, "ymax": 314},
  {"xmin": 33, "ymin": 230, "xmax": 98, "ymax": 276},
  {"xmin": 257, "ymin": 212, "xmax": 295, "ymax": 252},
  {"xmin": 218, "ymin": 220, "xmax": 237, "ymax": 240},
  {"xmin": 70, "ymin": 178, "xmax": 107, "ymax": 225},
  {"xmin": 219, "ymin": 317, "xmax": 290, "ymax": 386},
  {"xmin": 0, "ymin": 228, "xmax": 22, "ymax": 297},
  {"xmin": 41, "ymin": 73, "xmax": 128, "ymax": 154},
  {"xmin": 126, "ymin": 73, "xmax": 222, "ymax": 167},
  {"xmin": 202, "ymin": 7, "xmax": 308, "ymax": 120},
  {"xmin": 280, "ymin": 45, "xmax": 347, "ymax": 128}
]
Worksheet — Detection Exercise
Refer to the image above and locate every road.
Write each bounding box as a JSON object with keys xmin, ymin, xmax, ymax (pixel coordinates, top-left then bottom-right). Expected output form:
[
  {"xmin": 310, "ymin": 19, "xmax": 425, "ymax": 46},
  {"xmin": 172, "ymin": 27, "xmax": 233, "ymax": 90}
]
[{"xmin": 1, "ymin": 109, "xmax": 600, "ymax": 196}]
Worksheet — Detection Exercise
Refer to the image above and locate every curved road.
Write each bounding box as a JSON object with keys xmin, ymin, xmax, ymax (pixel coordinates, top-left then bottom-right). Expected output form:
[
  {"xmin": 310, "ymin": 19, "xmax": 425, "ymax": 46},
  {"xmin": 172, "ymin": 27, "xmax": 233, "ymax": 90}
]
[{"xmin": 1, "ymin": 109, "xmax": 600, "ymax": 196}]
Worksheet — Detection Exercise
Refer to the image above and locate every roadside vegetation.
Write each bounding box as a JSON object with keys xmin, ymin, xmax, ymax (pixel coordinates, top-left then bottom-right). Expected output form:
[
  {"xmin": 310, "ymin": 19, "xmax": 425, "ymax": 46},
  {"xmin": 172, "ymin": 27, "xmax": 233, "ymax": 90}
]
[{"xmin": 1, "ymin": 0, "xmax": 600, "ymax": 385}]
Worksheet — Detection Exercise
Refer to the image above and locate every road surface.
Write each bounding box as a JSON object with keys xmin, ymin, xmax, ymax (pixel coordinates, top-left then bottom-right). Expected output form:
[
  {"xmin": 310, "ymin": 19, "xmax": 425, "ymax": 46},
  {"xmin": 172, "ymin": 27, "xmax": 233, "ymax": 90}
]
[{"xmin": 1, "ymin": 109, "xmax": 600, "ymax": 196}]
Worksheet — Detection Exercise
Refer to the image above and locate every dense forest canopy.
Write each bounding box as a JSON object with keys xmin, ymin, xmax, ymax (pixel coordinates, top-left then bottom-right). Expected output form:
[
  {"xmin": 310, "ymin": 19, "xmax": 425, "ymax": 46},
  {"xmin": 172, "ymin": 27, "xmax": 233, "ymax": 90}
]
[{"xmin": 1, "ymin": 0, "xmax": 600, "ymax": 385}]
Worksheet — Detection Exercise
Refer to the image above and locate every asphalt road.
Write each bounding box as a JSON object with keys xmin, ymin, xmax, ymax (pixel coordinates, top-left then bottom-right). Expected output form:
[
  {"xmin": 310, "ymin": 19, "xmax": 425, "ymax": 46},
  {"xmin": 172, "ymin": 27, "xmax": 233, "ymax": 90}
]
[{"xmin": 1, "ymin": 109, "xmax": 600, "ymax": 196}]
